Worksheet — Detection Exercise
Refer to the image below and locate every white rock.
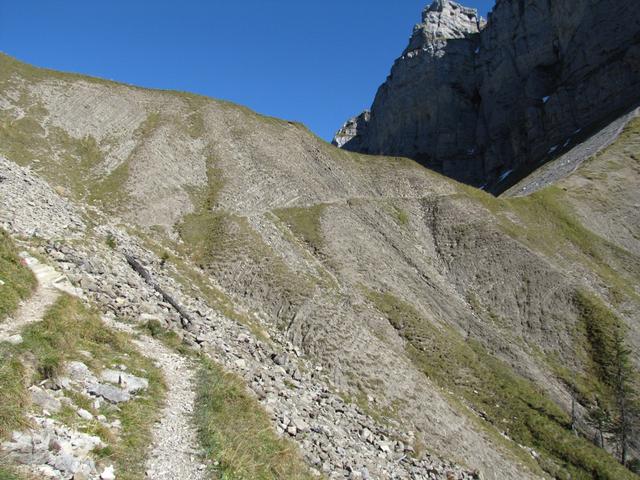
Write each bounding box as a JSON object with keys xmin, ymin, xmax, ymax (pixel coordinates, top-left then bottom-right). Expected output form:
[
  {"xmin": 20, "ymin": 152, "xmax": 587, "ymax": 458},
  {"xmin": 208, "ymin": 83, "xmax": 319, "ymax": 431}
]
[
  {"xmin": 78, "ymin": 409, "xmax": 94, "ymax": 421},
  {"xmin": 100, "ymin": 465, "xmax": 116, "ymax": 480},
  {"xmin": 6, "ymin": 334, "xmax": 23, "ymax": 345}
]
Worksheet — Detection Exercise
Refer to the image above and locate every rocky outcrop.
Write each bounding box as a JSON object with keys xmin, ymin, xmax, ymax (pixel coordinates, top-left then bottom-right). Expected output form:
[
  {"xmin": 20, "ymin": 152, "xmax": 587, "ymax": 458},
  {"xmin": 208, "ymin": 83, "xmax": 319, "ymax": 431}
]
[
  {"xmin": 335, "ymin": 0, "xmax": 640, "ymax": 190},
  {"xmin": 333, "ymin": 110, "xmax": 370, "ymax": 149}
]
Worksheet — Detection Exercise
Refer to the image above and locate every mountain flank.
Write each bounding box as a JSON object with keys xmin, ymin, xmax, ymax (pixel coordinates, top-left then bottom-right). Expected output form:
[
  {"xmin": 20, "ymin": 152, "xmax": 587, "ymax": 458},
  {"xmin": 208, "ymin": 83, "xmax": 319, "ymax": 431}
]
[
  {"xmin": 0, "ymin": 5, "xmax": 639, "ymax": 477},
  {"xmin": 334, "ymin": 0, "xmax": 640, "ymax": 193}
]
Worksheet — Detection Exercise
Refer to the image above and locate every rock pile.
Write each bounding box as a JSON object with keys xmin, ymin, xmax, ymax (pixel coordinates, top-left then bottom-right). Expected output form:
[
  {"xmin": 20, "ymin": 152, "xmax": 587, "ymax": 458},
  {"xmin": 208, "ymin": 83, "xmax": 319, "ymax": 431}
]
[
  {"xmin": 0, "ymin": 157, "xmax": 481, "ymax": 479},
  {"xmin": 2, "ymin": 359, "xmax": 149, "ymax": 480}
]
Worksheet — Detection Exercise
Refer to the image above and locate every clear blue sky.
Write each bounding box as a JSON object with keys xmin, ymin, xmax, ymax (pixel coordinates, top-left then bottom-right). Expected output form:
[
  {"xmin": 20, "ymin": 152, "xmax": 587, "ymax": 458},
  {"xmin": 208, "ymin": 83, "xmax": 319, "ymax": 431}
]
[{"xmin": 0, "ymin": 0, "xmax": 494, "ymax": 140}]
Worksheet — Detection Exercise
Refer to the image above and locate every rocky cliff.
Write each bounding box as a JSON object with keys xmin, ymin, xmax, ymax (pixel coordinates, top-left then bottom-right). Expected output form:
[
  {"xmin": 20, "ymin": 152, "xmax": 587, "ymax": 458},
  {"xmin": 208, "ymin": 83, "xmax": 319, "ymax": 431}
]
[{"xmin": 334, "ymin": 0, "xmax": 640, "ymax": 191}]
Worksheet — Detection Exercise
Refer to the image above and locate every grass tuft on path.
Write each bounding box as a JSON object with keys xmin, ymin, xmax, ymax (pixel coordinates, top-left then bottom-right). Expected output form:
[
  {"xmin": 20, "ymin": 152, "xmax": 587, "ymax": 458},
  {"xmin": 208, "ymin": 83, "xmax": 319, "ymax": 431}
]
[
  {"xmin": 0, "ymin": 230, "xmax": 36, "ymax": 322},
  {"xmin": 195, "ymin": 358, "xmax": 316, "ymax": 480}
]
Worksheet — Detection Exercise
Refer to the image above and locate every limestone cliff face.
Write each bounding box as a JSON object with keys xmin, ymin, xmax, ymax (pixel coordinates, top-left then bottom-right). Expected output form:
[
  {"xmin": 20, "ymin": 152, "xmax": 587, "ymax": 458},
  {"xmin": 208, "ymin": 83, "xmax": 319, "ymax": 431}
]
[{"xmin": 334, "ymin": 0, "xmax": 640, "ymax": 189}]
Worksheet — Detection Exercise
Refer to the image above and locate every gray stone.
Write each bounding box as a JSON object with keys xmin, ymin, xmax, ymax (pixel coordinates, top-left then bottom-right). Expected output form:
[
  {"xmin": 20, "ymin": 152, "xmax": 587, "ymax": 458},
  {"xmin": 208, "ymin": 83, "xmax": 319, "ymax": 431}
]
[
  {"xmin": 100, "ymin": 465, "xmax": 116, "ymax": 480},
  {"xmin": 30, "ymin": 387, "xmax": 62, "ymax": 413},
  {"xmin": 87, "ymin": 382, "xmax": 131, "ymax": 404},
  {"xmin": 100, "ymin": 369, "xmax": 149, "ymax": 393},
  {"xmin": 6, "ymin": 334, "xmax": 23, "ymax": 345},
  {"xmin": 335, "ymin": 0, "xmax": 640, "ymax": 191},
  {"xmin": 77, "ymin": 409, "xmax": 94, "ymax": 421}
]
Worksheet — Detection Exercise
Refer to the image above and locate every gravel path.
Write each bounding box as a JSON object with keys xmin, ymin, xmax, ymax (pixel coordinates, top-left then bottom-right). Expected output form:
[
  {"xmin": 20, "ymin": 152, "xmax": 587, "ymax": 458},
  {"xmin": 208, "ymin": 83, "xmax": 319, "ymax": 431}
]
[
  {"xmin": 2, "ymin": 251, "xmax": 206, "ymax": 479},
  {"xmin": 102, "ymin": 318, "xmax": 206, "ymax": 480},
  {"xmin": 0, "ymin": 254, "xmax": 64, "ymax": 341},
  {"xmin": 138, "ymin": 339, "xmax": 205, "ymax": 480}
]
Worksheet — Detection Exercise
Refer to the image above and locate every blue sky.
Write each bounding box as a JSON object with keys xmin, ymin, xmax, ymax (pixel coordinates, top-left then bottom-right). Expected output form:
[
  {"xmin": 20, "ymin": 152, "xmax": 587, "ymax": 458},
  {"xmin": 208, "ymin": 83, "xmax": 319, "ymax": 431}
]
[{"xmin": 0, "ymin": 0, "xmax": 494, "ymax": 140}]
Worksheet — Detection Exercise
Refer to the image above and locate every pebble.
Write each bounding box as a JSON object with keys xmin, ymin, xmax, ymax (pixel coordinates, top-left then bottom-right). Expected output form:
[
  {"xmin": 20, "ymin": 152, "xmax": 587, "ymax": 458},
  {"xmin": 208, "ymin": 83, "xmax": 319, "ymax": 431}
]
[
  {"xmin": 6, "ymin": 334, "xmax": 23, "ymax": 345},
  {"xmin": 77, "ymin": 409, "xmax": 94, "ymax": 421}
]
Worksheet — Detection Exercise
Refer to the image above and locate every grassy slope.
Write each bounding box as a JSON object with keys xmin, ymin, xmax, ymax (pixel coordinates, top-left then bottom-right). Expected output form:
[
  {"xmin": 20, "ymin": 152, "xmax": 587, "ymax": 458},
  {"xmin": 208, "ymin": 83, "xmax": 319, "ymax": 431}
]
[
  {"xmin": 0, "ymin": 230, "xmax": 36, "ymax": 322},
  {"xmin": 365, "ymin": 290, "xmax": 637, "ymax": 480},
  {"xmin": 1, "ymin": 52, "xmax": 638, "ymax": 478},
  {"xmin": 0, "ymin": 295, "xmax": 165, "ymax": 480},
  {"xmin": 195, "ymin": 360, "xmax": 316, "ymax": 480}
]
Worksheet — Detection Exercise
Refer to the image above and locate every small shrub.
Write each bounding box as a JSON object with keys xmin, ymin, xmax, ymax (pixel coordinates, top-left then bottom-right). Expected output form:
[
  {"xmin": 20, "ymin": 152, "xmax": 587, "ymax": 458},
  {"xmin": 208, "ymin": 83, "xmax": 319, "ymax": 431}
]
[
  {"xmin": 38, "ymin": 353, "xmax": 62, "ymax": 380},
  {"xmin": 141, "ymin": 320, "xmax": 190, "ymax": 355},
  {"xmin": 144, "ymin": 319, "xmax": 165, "ymax": 338},
  {"xmin": 105, "ymin": 234, "xmax": 117, "ymax": 249}
]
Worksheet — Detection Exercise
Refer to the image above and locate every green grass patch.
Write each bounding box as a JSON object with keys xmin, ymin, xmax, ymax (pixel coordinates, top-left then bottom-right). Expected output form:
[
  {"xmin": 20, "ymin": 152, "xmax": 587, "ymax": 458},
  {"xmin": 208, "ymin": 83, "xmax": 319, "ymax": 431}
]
[
  {"xmin": 0, "ymin": 230, "xmax": 36, "ymax": 322},
  {"xmin": 365, "ymin": 289, "xmax": 637, "ymax": 480},
  {"xmin": 0, "ymin": 466, "xmax": 20, "ymax": 480},
  {"xmin": 381, "ymin": 202, "xmax": 410, "ymax": 227},
  {"xmin": 574, "ymin": 291, "xmax": 626, "ymax": 387},
  {"xmin": 141, "ymin": 319, "xmax": 193, "ymax": 356},
  {"xmin": 0, "ymin": 295, "xmax": 165, "ymax": 480},
  {"xmin": 195, "ymin": 358, "xmax": 316, "ymax": 480},
  {"xmin": 274, "ymin": 204, "xmax": 327, "ymax": 253}
]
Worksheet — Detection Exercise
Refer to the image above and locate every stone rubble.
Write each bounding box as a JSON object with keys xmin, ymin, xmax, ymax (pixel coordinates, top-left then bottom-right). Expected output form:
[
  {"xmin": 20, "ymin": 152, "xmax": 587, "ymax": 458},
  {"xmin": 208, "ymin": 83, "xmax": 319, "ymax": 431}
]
[
  {"xmin": 0, "ymin": 157, "xmax": 481, "ymax": 479},
  {"xmin": 3, "ymin": 416, "xmax": 104, "ymax": 479},
  {"xmin": 1, "ymin": 353, "xmax": 150, "ymax": 479}
]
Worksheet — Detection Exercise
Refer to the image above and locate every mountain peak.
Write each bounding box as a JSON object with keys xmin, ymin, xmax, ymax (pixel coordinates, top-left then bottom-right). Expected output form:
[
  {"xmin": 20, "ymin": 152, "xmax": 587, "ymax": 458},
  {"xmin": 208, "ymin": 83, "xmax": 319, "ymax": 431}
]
[{"xmin": 418, "ymin": 0, "xmax": 481, "ymax": 40}]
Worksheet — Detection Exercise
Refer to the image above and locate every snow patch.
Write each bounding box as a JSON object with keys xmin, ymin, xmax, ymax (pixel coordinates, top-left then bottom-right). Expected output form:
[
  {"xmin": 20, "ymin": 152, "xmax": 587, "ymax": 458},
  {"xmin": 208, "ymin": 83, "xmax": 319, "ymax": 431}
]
[{"xmin": 498, "ymin": 169, "xmax": 514, "ymax": 182}]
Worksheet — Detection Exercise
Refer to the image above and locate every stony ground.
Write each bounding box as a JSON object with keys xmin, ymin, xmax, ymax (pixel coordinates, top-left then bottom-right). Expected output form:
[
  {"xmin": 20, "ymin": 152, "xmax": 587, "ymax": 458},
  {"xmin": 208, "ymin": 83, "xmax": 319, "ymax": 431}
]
[
  {"xmin": 1, "ymin": 51, "xmax": 638, "ymax": 479},
  {"xmin": 0, "ymin": 253, "xmax": 62, "ymax": 343},
  {"xmin": 105, "ymin": 318, "xmax": 206, "ymax": 480},
  {"xmin": 0, "ymin": 159, "xmax": 481, "ymax": 479}
]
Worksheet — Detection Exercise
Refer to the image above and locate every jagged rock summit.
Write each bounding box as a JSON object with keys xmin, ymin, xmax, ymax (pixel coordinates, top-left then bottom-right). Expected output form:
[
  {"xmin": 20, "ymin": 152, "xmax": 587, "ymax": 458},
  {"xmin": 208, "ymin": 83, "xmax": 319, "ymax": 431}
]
[
  {"xmin": 335, "ymin": 0, "xmax": 640, "ymax": 192},
  {"xmin": 410, "ymin": 0, "xmax": 482, "ymax": 43}
]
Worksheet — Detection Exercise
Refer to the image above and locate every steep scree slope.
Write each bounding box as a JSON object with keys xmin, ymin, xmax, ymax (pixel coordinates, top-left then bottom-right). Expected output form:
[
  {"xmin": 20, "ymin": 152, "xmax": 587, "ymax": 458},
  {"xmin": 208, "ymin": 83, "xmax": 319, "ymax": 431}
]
[
  {"xmin": 334, "ymin": 0, "xmax": 640, "ymax": 191},
  {"xmin": 0, "ymin": 53, "xmax": 639, "ymax": 479}
]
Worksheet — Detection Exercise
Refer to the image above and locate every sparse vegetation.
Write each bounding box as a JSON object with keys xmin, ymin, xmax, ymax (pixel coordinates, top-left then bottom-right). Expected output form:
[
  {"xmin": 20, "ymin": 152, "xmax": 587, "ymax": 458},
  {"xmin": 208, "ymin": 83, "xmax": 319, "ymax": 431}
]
[
  {"xmin": 383, "ymin": 203, "xmax": 410, "ymax": 226},
  {"xmin": 195, "ymin": 358, "xmax": 316, "ymax": 480},
  {"xmin": 0, "ymin": 295, "xmax": 165, "ymax": 479},
  {"xmin": 0, "ymin": 229, "xmax": 36, "ymax": 322},
  {"xmin": 365, "ymin": 289, "xmax": 638, "ymax": 480},
  {"xmin": 274, "ymin": 204, "xmax": 327, "ymax": 253},
  {"xmin": 105, "ymin": 234, "xmax": 118, "ymax": 249},
  {"xmin": 573, "ymin": 291, "xmax": 639, "ymax": 467},
  {"xmin": 142, "ymin": 319, "xmax": 192, "ymax": 356},
  {"xmin": 460, "ymin": 184, "xmax": 640, "ymax": 305}
]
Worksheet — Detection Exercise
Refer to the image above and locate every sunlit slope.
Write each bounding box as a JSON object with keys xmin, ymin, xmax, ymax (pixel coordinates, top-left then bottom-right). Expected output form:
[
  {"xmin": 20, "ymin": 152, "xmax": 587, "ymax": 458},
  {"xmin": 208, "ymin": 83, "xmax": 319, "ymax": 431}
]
[{"xmin": 1, "ymin": 52, "xmax": 638, "ymax": 479}]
